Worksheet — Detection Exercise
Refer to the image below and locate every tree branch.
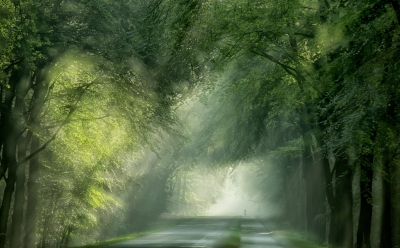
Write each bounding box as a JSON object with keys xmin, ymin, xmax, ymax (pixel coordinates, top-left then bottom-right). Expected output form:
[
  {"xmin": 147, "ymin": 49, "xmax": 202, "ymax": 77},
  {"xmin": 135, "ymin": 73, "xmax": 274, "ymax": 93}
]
[
  {"xmin": 17, "ymin": 79, "xmax": 98, "ymax": 165},
  {"xmin": 294, "ymin": 31, "xmax": 315, "ymax": 38},
  {"xmin": 250, "ymin": 50, "xmax": 299, "ymax": 78},
  {"xmin": 42, "ymin": 115, "xmax": 111, "ymax": 129},
  {"xmin": 3, "ymin": 59, "xmax": 22, "ymax": 73},
  {"xmin": 17, "ymin": 109, "xmax": 75, "ymax": 165}
]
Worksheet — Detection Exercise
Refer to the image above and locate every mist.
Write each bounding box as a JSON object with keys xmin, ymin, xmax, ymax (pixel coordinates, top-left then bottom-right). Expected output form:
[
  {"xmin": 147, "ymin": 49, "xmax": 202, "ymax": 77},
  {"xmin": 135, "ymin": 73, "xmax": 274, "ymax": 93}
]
[{"xmin": 205, "ymin": 166, "xmax": 279, "ymax": 218}]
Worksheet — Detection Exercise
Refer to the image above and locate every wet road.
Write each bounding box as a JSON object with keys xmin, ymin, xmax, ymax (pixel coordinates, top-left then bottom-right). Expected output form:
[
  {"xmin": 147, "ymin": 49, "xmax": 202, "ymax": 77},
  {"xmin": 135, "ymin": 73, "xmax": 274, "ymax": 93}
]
[
  {"xmin": 107, "ymin": 217, "xmax": 284, "ymax": 248},
  {"xmin": 240, "ymin": 218, "xmax": 283, "ymax": 248}
]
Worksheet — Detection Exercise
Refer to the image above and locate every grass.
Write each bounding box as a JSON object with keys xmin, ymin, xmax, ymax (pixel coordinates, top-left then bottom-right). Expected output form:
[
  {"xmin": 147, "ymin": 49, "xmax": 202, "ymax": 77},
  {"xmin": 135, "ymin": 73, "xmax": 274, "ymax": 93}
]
[
  {"xmin": 72, "ymin": 217, "xmax": 191, "ymax": 248},
  {"xmin": 258, "ymin": 218, "xmax": 328, "ymax": 248},
  {"xmin": 271, "ymin": 230, "xmax": 328, "ymax": 248}
]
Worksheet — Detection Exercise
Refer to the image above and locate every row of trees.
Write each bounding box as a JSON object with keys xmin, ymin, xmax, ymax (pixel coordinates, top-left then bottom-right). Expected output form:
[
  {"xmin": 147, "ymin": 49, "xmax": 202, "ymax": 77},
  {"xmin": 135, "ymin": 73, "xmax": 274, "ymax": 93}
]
[
  {"xmin": 0, "ymin": 0, "xmax": 210, "ymax": 247},
  {"xmin": 187, "ymin": 0, "xmax": 400, "ymax": 247}
]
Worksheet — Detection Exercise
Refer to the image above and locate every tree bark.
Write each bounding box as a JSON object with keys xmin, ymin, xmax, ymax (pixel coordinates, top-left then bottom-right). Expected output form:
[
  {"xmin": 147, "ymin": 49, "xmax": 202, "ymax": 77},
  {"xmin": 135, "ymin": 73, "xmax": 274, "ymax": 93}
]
[
  {"xmin": 0, "ymin": 174, "xmax": 16, "ymax": 247},
  {"xmin": 283, "ymin": 157, "xmax": 306, "ymax": 231},
  {"xmin": 181, "ymin": 173, "xmax": 187, "ymax": 215},
  {"xmin": 0, "ymin": 131, "xmax": 20, "ymax": 247},
  {"xmin": 0, "ymin": 70, "xmax": 19, "ymax": 180},
  {"xmin": 22, "ymin": 68, "xmax": 47, "ymax": 248},
  {"xmin": 356, "ymin": 152, "xmax": 373, "ymax": 248},
  {"xmin": 0, "ymin": 115, "xmax": 16, "ymax": 248},
  {"xmin": 380, "ymin": 147, "xmax": 392, "ymax": 248},
  {"xmin": 176, "ymin": 175, "xmax": 181, "ymax": 213},
  {"xmin": 300, "ymin": 120, "xmax": 326, "ymax": 243},
  {"xmin": 23, "ymin": 134, "xmax": 40, "ymax": 248},
  {"xmin": 0, "ymin": 66, "xmax": 29, "ymax": 248},
  {"xmin": 328, "ymin": 154, "xmax": 353, "ymax": 248},
  {"xmin": 303, "ymin": 141, "xmax": 326, "ymax": 242},
  {"xmin": 392, "ymin": 155, "xmax": 400, "ymax": 248},
  {"xmin": 10, "ymin": 134, "xmax": 32, "ymax": 248},
  {"xmin": 6, "ymin": 68, "xmax": 35, "ymax": 248}
]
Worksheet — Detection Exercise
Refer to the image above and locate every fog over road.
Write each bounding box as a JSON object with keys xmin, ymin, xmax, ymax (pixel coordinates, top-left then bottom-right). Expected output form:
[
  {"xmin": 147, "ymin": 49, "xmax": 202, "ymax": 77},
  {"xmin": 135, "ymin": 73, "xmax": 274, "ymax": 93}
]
[{"xmin": 106, "ymin": 217, "xmax": 283, "ymax": 248}]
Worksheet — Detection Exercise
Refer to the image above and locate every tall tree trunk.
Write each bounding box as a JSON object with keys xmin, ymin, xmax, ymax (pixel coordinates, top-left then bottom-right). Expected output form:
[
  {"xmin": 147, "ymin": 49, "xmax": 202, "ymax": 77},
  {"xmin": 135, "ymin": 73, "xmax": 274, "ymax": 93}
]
[
  {"xmin": 0, "ymin": 67, "xmax": 29, "ymax": 248},
  {"xmin": 0, "ymin": 136, "xmax": 14, "ymax": 248},
  {"xmin": 357, "ymin": 155, "xmax": 373, "ymax": 248},
  {"xmin": 328, "ymin": 154, "xmax": 353, "ymax": 248},
  {"xmin": 0, "ymin": 69, "xmax": 19, "ymax": 180},
  {"xmin": 300, "ymin": 123, "xmax": 326, "ymax": 243},
  {"xmin": 303, "ymin": 141, "xmax": 313, "ymax": 235},
  {"xmin": 0, "ymin": 92, "xmax": 12, "ymax": 178},
  {"xmin": 62, "ymin": 225, "xmax": 72, "ymax": 248},
  {"xmin": 356, "ymin": 152, "xmax": 373, "ymax": 248},
  {"xmin": 10, "ymin": 166, "xmax": 26, "ymax": 248},
  {"xmin": 0, "ymin": 134, "xmax": 18, "ymax": 247},
  {"xmin": 0, "ymin": 168, "xmax": 16, "ymax": 248},
  {"xmin": 176, "ymin": 175, "xmax": 181, "ymax": 213},
  {"xmin": 303, "ymin": 141, "xmax": 326, "ymax": 242},
  {"xmin": 23, "ymin": 134, "xmax": 40, "ymax": 248},
  {"xmin": 284, "ymin": 157, "xmax": 306, "ymax": 231},
  {"xmin": 380, "ymin": 147, "xmax": 392, "ymax": 248},
  {"xmin": 181, "ymin": 173, "xmax": 187, "ymax": 215},
  {"xmin": 23, "ymin": 69, "xmax": 47, "ymax": 248},
  {"xmin": 392, "ymin": 158, "xmax": 400, "ymax": 248},
  {"xmin": 10, "ymin": 134, "xmax": 32, "ymax": 248},
  {"xmin": 312, "ymin": 148, "xmax": 327, "ymax": 242},
  {"xmin": 7, "ymin": 68, "xmax": 34, "ymax": 248}
]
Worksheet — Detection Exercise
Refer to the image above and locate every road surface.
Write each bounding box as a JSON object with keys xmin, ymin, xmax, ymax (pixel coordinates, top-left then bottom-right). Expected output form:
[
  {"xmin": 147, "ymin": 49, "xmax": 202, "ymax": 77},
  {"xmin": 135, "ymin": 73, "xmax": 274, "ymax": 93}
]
[
  {"xmin": 106, "ymin": 217, "xmax": 284, "ymax": 247},
  {"xmin": 240, "ymin": 217, "xmax": 283, "ymax": 248}
]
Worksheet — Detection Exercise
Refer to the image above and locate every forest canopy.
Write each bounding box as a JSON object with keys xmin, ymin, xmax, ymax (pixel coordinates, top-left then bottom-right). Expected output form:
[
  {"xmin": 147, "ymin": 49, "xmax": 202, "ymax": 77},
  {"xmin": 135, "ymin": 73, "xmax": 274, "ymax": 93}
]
[{"xmin": 1, "ymin": 0, "xmax": 400, "ymax": 247}]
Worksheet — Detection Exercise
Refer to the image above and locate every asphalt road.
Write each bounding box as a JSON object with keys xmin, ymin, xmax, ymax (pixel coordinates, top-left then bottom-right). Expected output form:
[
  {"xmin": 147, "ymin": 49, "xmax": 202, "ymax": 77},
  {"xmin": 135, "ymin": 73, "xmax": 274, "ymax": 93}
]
[
  {"xmin": 240, "ymin": 217, "xmax": 283, "ymax": 248},
  {"xmin": 107, "ymin": 217, "xmax": 284, "ymax": 248}
]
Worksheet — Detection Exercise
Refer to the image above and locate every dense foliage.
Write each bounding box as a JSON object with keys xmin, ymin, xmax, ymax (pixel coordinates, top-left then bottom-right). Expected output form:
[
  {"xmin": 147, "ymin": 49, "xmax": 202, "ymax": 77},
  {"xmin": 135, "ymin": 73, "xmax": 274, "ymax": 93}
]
[{"xmin": 1, "ymin": 0, "xmax": 400, "ymax": 248}]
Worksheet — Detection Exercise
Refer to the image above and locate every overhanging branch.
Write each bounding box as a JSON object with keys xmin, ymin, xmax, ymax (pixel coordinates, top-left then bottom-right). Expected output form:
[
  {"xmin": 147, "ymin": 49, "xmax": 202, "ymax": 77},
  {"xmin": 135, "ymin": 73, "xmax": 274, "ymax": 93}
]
[
  {"xmin": 250, "ymin": 50, "xmax": 299, "ymax": 78},
  {"xmin": 17, "ymin": 79, "xmax": 98, "ymax": 165}
]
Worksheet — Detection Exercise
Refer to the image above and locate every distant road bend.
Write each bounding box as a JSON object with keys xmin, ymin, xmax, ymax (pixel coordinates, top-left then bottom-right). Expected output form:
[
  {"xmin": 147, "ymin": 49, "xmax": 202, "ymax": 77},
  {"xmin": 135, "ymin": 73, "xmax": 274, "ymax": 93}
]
[{"xmin": 107, "ymin": 217, "xmax": 283, "ymax": 248}]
